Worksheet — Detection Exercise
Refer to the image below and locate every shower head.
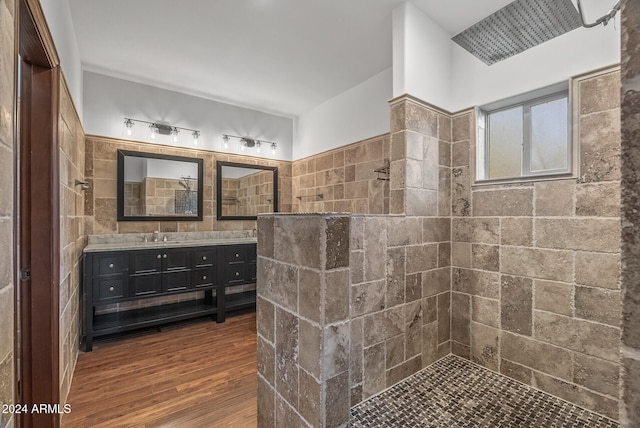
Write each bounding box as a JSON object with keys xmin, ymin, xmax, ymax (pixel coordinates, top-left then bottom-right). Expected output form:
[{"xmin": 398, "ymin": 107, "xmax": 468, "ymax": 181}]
[{"xmin": 452, "ymin": 0, "xmax": 582, "ymax": 66}]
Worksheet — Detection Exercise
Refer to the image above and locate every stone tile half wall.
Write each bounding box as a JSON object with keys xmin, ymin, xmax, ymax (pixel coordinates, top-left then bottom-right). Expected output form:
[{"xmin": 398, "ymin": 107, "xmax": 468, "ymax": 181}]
[
  {"xmin": 256, "ymin": 213, "xmax": 450, "ymax": 427},
  {"xmin": 449, "ymin": 67, "xmax": 622, "ymax": 421}
]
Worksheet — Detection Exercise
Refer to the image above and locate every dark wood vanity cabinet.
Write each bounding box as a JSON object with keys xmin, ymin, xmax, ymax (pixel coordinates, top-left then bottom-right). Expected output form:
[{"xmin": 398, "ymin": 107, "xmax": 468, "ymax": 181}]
[{"xmin": 82, "ymin": 243, "xmax": 256, "ymax": 351}]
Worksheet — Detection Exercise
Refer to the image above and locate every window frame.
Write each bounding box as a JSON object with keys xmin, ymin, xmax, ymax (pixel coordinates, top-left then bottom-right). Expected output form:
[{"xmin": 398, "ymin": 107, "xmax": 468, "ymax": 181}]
[{"xmin": 475, "ymin": 83, "xmax": 574, "ymax": 184}]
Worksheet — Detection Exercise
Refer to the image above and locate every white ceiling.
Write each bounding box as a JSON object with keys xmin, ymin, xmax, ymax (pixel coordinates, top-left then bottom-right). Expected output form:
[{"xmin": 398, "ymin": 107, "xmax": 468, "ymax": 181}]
[{"xmin": 67, "ymin": 0, "xmax": 613, "ymax": 118}]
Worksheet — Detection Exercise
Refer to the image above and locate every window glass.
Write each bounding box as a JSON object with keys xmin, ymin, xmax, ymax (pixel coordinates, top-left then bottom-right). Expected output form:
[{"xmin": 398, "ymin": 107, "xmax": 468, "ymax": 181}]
[
  {"xmin": 479, "ymin": 88, "xmax": 570, "ymax": 182},
  {"xmin": 488, "ymin": 106, "xmax": 522, "ymax": 179},
  {"xmin": 530, "ymin": 97, "xmax": 568, "ymax": 173}
]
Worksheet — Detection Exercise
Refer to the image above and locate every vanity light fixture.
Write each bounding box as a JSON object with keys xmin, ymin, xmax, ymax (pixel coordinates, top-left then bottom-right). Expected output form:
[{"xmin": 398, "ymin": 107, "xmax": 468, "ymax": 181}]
[
  {"xmin": 222, "ymin": 133, "xmax": 277, "ymax": 155},
  {"xmin": 123, "ymin": 118, "xmax": 201, "ymax": 145}
]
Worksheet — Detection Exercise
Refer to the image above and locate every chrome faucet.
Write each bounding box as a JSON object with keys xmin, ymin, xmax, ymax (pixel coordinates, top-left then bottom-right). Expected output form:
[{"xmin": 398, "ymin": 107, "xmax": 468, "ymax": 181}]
[
  {"xmin": 253, "ymin": 228, "xmax": 257, "ymax": 238},
  {"xmin": 163, "ymin": 234, "xmax": 168, "ymax": 242},
  {"xmin": 152, "ymin": 231, "xmax": 160, "ymax": 242}
]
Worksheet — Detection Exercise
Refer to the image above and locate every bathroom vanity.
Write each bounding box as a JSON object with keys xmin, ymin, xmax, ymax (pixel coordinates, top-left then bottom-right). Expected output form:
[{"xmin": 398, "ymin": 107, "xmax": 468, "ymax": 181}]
[{"xmin": 82, "ymin": 236, "xmax": 257, "ymax": 351}]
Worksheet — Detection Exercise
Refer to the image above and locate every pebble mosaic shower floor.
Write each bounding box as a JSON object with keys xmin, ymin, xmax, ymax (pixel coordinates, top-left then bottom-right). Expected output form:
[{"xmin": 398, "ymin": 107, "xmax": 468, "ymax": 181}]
[{"xmin": 350, "ymin": 355, "xmax": 618, "ymax": 428}]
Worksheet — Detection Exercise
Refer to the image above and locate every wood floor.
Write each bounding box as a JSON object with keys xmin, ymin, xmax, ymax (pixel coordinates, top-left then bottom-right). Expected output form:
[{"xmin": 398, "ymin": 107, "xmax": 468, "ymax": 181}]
[{"xmin": 63, "ymin": 311, "xmax": 258, "ymax": 428}]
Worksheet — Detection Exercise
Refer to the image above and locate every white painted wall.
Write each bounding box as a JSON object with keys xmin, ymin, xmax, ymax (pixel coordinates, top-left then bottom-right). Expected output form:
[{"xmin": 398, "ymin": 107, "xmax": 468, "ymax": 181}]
[
  {"xmin": 40, "ymin": 0, "xmax": 83, "ymax": 120},
  {"xmin": 448, "ymin": 22, "xmax": 620, "ymax": 111},
  {"xmin": 83, "ymin": 72, "xmax": 294, "ymax": 160},
  {"xmin": 294, "ymin": 68, "xmax": 392, "ymax": 160},
  {"xmin": 392, "ymin": 2, "xmax": 452, "ymax": 108}
]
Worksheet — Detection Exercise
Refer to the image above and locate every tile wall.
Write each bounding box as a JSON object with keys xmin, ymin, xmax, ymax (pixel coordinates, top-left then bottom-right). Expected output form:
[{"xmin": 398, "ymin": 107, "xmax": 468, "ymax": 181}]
[
  {"xmin": 620, "ymin": 0, "xmax": 640, "ymax": 425},
  {"xmin": 58, "ymin": 78, "xmax": 85, "ymax": 404},
  {"xmin": 0, "ymin": 0, "xmax": 15, "ymax": 425},
  {"xmin": 449, "ymin": 67, "xmax": 621, "ymax": 420},
  {"xmin": 292, "ymin": 135, "xmax": 390, "ymax": 214},
  {"xmin": 84, "ymin": 135, "xmax": 293, "ymax": 234}
]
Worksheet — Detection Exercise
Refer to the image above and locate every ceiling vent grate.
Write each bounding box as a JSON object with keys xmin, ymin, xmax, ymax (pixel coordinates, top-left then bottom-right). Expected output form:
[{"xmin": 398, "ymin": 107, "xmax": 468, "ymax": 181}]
[{"xmin": 452, "ymin": 0, "xmax": 582, "ymax": 66}]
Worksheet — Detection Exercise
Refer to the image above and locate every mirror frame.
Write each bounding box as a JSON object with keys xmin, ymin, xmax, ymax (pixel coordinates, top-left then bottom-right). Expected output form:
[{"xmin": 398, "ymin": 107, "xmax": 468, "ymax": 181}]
[
  {"xmin": 216, "ymin": 160, "xmax": 279, "ymax": 221},
  {"xmin": 117, "ymin": 149, "xmax": 204, "ymax": 222}
]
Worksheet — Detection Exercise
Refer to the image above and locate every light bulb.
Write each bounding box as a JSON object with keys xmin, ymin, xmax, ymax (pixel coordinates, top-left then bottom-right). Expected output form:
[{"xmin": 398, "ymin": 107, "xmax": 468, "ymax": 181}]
[
  {"xmin": 271, "ymin": 143, "xmax": 277, "ymax": 155},
  {"xmin": 240, "ymin": 141, "xmax": 245, "ymax": 151},
  {"xmin": 149, "ymin": 124, "xmax": 158, "ymax": 139},
  {"xmin": 124, "ymin": 119, "xmax": 134, "ymax": 136},
  {"xmin": 223, "ymin": 135, "xmax": 229, "ymax": 149},
  {"xmin": 256, "ymin": 141, "xmax": 261, "ymax": 154},
  {"xmin": 192, "ymin": 130, "xmax": 200, "ymax": 145},
  {"xmin": 171, "ymin": 127, "xmax": 179, "ymax": 143}
]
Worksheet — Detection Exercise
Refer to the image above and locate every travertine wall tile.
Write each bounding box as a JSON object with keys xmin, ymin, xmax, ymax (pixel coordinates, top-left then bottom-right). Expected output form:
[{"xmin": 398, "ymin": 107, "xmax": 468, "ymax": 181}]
[
  {"xmin": 534, "ymin": 311, "xmax": 619, "ymax": 362},
  {"xmin": 501, "ymin": 332, "xmax": 572, "ymax": 380},
  {"xmin": 501, "ymin": 275, "xmax": 533, "ymax": 336},
  {"xmin": 471, "ymin": 296, "xmax": 499, "ymax": 328},
  {"xmin": 575, "ymin": 286, "xmax": 621, "ymax": 326},
  {"xmin": 452, "ymin": 268, "xmax": 499, "ymax": 299},
  {"xmin": 473, "ymin": 188, "xmax": 533, "ymax": 217},
  {"xmin": 534, "ymin": 180, "xmax": 574, "ymax": 216},
  {"xmin": 576, "ymin": 182, "xmax": 621, "ymax": 217},
  {"xmin": 533, "ymin": 280, "xmax": 573, "ymax": 316},
  {"xmin": 501, "ymin": 247, "xmax": 574, "ymax": 282},
  {"xmin": 574, "ymin": 353, "xmax": 620, "ymax": 398},
  {"xmin": 579, "ymin": 109, "xmax": 621, "ymax": 183},
  {"xmin": 500, "ymin": 218, "xmax": 533, "ymax": 246},
  {"xmin": 470, "ymin": 322, "xmax": 499, "ymax": 371},
  {"xmin": 535, "ymin": 218, "xmax": 620, "ymax": 252}
]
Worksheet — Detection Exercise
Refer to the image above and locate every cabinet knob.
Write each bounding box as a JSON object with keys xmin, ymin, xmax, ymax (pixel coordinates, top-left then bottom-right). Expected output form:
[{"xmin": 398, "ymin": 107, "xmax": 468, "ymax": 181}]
[
  {"xmin": 202, "ymin": 256, "xmax": 207, "ymax": 261},
  {"xmin": 108, "ymin": 263, "xmax": 114, "ymax": 268},
  {"xmin": 109, "ymin": 286, "xmax": 114, "ymax": 291},
  {"xmin": 163, "ymin": 254, "xmax": 168, "ymax": 259},
  {"xmin": 157, "ymin": 254, "xmax": 161, "ymax": 259},
  {"xmin": 235, "ymin": 253, "xmax": 239, "ymax": 258},
  {"xmin": 235, "ymin": 271, "xmax": 240, "ymax": 276},
  {"xmin": 202, "ymin": 276, "xmax": 207, "ymax": 280}
]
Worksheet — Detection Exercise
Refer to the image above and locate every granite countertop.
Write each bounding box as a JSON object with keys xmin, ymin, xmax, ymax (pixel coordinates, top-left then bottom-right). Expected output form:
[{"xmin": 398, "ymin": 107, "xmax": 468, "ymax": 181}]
[{"xmin": 83, "ymin": 237, "xmax": 257, "ymax": 253}]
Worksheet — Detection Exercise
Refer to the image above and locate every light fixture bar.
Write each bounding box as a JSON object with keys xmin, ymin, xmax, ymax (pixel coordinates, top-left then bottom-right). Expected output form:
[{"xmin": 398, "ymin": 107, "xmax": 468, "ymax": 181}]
[
  {"xmin": 123, "ymin": 118, "xmax": 201, "ymax": 144},
  {"xmin": 222, "ymin": 133, "xmax": 277, "ymax": 154}
]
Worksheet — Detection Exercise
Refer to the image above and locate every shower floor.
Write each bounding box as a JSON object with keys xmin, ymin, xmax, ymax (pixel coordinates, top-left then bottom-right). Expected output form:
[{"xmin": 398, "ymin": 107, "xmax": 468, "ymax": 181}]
[{"xmin": 350, "ymin": 355, "xmax": 618, "ymax": 428}]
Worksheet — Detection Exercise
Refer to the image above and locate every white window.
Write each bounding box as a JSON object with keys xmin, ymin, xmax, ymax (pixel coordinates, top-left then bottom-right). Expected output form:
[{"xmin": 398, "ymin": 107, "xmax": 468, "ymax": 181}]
[{"xmin": 477, "ymin": 84, "xmax": 571, "ymax": 182}]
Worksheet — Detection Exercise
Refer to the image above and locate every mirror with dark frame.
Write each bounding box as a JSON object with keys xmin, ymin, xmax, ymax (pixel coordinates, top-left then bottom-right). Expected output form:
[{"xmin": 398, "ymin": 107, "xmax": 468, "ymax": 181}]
[
  {"xmin": 117, "ymin": 150, "xmax": 204, "ymax": 221},
  {"xmin": 216, "ymin": 161, "xmax": 278, "ymax": 220}
]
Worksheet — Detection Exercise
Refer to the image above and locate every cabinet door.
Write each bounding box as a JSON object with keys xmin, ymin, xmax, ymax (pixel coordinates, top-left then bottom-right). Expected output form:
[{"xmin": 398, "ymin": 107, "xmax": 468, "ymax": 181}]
[
  {"xmin": 162, "ymin": 271, "xmax": 190, "ymax": 293},
  {"xmin": 130, "ymin": 273, "xmax": 161, "ymax": 297},
  {"xmin": 131, "ymin": 251, "xmax": 162, "ymax": 274},
  {"xmin": 162, "ymin": 249, "xmax": 190, "ymax": 271}
]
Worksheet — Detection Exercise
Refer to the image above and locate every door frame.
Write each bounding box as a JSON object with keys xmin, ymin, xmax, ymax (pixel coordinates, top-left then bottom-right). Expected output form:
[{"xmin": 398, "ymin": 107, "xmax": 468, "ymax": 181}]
[{"xmin": 16, "ymin": 0, "xmax": 61, "ymax": 427}]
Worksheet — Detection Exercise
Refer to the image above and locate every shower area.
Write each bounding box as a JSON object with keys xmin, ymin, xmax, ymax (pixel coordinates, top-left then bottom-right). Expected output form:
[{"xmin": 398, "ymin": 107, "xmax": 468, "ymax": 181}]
[{"xmin": 255, "ymin": 1, "xmax": 634, "ymax": 427}]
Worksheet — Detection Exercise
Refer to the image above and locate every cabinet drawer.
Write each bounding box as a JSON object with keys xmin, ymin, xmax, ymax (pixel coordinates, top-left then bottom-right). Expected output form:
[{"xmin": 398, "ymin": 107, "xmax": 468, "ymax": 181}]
[
  {"xmin": 192, "ymin": 249, "xmax": 215, "ymax": 268},
  {"xmin": 95, "ymin": 278, "xmax": 125, "ymax": 302},
  {"xmin": 191, "ymin": 268, "xmax": 215, "ymax": 288},
  {"xmin": 225, "ymin": 264, "xmax": 246, "ymax": 284},
  {"xmin": 94, "ymin": 254, "xmax": 127, "ymax": 277},
  {"xmin": 162, "ymin": 270, "xmax": 190, "ymax": 293},
  {"xmin": 130, "ymin": 274, "xmax": 161, "ymax": 297},
  {"xmin": 223, "ymin": 246, "xmax": 250, "ymax": 264}
]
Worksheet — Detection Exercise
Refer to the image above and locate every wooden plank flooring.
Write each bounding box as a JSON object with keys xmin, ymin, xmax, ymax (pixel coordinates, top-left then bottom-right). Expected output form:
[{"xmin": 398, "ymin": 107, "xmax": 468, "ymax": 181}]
[{"xmin": 63, "ymin": 311, "xmax": 257, "ymax": 428}]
